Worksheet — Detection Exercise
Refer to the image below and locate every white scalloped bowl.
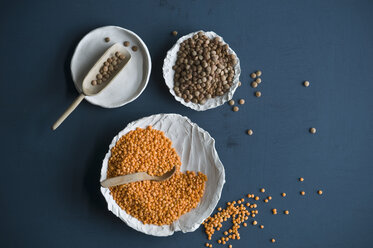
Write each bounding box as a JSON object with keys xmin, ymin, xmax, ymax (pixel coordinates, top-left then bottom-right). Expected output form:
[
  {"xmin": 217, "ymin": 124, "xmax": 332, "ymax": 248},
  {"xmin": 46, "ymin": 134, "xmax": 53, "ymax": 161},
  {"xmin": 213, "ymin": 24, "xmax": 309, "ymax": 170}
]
[
  {"xmin": 163, "ymin": 31, "xmax": 241, "ymax": 111},
  {"xmin": 100, "ymin": 113, "xmax": 225, "ymax": 236}
]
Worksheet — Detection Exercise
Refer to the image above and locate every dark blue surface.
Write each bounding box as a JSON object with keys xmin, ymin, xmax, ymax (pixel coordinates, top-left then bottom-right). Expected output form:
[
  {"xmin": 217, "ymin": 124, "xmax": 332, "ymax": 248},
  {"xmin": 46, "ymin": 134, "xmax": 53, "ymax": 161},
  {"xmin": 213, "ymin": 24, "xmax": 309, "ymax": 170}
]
[{"xmin": 1, "ymin": 0, "xmax": 373, "ymax": 247}]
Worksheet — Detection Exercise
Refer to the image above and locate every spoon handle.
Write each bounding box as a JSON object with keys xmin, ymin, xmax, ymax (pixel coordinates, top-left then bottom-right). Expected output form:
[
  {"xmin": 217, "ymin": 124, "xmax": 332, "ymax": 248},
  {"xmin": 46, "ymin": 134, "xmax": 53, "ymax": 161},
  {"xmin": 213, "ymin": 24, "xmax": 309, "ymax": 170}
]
[
  {"xmin": 101, "ymin": 172, "xmax": 154, "ymax": 188},
  {"xmin": 52, "ymin": 94, "xmax": 85, "ymax": 130}
]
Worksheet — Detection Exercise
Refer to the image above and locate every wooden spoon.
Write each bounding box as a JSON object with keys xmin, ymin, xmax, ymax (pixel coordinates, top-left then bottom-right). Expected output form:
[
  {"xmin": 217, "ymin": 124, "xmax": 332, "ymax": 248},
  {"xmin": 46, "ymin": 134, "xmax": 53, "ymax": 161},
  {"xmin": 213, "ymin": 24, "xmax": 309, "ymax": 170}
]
[
  {"xmin": 52, "ymin": 43, "xmax": 131, "ymax": 130},
  {"xmin": 100, "ymin": 166, "xmax": 176, "ymax": 188}
]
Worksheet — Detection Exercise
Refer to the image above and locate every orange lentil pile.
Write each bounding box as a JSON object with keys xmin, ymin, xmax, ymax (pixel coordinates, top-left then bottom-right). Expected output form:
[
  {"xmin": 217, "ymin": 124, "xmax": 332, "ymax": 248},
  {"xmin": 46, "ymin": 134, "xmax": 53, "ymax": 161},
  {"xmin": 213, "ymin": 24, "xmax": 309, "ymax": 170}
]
[{"xmin": 107, "ymin": 126, "xmax": 207, "ymax": 225}]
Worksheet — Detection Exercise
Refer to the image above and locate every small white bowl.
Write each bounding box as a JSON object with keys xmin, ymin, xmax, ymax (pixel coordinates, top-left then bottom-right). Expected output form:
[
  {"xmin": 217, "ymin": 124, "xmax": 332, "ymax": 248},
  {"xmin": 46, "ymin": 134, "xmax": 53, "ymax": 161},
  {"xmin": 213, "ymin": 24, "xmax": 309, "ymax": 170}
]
[
  {"xmin": 163, "ymin": 31, "xmax": 241, "ymax": 111},
  {"xmin": 71, "ymin": 26, "xmax": 151, "ymax": 108},
  {"xmin": 100, "ymin": 113, "xmax": 225, "ymax": 236}
]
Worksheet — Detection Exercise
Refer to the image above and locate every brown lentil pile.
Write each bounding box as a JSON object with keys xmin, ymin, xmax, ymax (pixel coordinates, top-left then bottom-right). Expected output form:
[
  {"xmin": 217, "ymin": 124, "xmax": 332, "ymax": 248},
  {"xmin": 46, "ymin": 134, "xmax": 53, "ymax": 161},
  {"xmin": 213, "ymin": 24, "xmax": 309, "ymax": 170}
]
[
  {"xmin": 173, "ymin": 31, "xmax": 237, "ymax": 105},
  {"xmin": 107, "ymin": 126, "xmax": 207, "ymax": 225},
  {"xmin": 91, "ymin": 51, "xmax": 126, "ymax": 86}
]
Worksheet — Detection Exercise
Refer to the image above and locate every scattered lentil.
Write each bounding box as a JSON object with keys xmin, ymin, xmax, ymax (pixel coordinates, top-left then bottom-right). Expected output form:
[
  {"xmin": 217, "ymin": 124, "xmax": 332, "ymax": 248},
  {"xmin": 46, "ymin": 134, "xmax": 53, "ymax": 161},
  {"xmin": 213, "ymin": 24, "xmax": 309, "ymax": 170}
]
[
  {"xmin": 238, "ymin": 99, "xmax": 245, "ymax": 105},
  {"xmin": 260, "ymin": 225, "xmax": 264, "ymax": 229},
  {"xmin": 172, "ymin": 30, "xmax": 178, "ymax": 36},
  {"xmin": 309, "ymin": 127, "xmax": 317, "ymax": 134},
  {"xmin": 233, "ymin": 106, "xmax": 239, "ymax": 112},
  {"xmin": 255, "ymin": 91, "xmax": 261, "ymax": 97},
  {"xmin": 260, "ymin": 188, "xmax": 265, "ymax": 193},
  {"xmin": 268, "ymin": 196, "xmax": 272, "ymax": 200},
  {"xmin": 250, "ymin": 73, "xmax": 257, "ymax": 79},
  {"xmin": 303, "ymin": 81, "xmax": 310, "ymax": 87},
  {"xmin": 252, "ymin": 220, "xmax": 257, "ymax": 225},
  {"xmin": 271, "ymin": 238, "xmax": 276, "ymax": 243},
  {"xmin": 318, "ymin": 190, "xmax": 323, "ymax": 195},
  {"xmin": 300, "ymin": 191, "xmax": 306, "ymax": 195},
  {"xmin": 104, "ymin": 37, "xmax": 110, "ymax": 42},
  {"xmin": 132, "ymin": 46, "xmax": 138, "ymax": 52},
  {"xmin": 251, "ymin": 81, "xmax": 258, "ymax": 88},
  {"xmin": 238, "ymin": 81, "xmax": 242, "ymax": 86},
  {"xmin": 264, "ymin": 199, "xmax": 268, "ymax": 203},
  {"xmin": 256, "ymin": 70, "xmax": 262, "ymax": 77},
  {"xmin": 255, "ymin": 78, "xmax": 261, "ymax": 84},
  {"xmin": 228, "ymin": 100, "xmax": 235, "ymax": 106},
  {"xmin": 284, "ymin": 210, "xmax": 289, "ymax": 215},
  {"xmin": 281, "ymin": 193, "xmax": 286, "ymax": 197},
  {"xmin": 299, "ymin": 177, "xmax": 304, "ymax": 182},
  {"xmin": 255, "ymin": 196, "xmax": 259, "ymax": 201},
  {"xmin": 123, "ymin": 41, "xmax": 130, "ymax": 47},
  {"xmin": 247, "ymin": 129, "xmax": 253, "ymax": 136}
]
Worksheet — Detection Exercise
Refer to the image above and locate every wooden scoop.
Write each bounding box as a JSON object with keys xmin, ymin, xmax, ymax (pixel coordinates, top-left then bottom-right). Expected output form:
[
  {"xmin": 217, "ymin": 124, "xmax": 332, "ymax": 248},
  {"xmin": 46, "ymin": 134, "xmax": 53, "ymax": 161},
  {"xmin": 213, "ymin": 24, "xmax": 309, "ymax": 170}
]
[
  {"xmin": 52, "ymin": 43, "xmax": 131, "ymax": 130},
  {"xmin": 100, "ymin": 166, "xmax": 176, "ymax": 188}
]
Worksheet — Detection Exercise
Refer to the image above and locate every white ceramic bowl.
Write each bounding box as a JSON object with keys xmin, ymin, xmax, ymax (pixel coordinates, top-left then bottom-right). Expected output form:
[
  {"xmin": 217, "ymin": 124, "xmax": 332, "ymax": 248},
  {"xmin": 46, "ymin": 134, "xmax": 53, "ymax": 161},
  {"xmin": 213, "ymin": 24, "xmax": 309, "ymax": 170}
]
[
  {"xmin": 71, "ymin": 26, "xmax": 151, "ymax": 108},
  {"xmin": 163, "ymin": 31, "xmax": 241, "ymax": 111},
  {"xmin": 100, "ymin": 113, "xmax": 225, "ymax": 236}
]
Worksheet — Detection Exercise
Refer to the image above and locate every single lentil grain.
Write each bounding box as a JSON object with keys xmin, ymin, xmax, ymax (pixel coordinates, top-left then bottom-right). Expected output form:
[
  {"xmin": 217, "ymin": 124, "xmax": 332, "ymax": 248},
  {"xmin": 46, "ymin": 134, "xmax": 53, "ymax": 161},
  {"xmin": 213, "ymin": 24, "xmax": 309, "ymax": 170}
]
[
  {"xmin": 250, "ymin": 73, "xmax": 257, "ymax": 79},
  {"xmin": 251, "ymin": 81, "xmax": 258, "ymax": 88},
  {"xmin": 318, "ymin": 190, "xmax": 323, "ymax": 195},
  {"xmin": 271, "ymin": 238, "xmax": 275, "ymax": 243},
  {"xmin": 238, "ymin": 99, "xmax": 245, "ymax": 105},
  {"xmin": 104, "ymin": 37, "xmax": 110, "ymax": 42},
  {"xmin": 172, "ymin": 31, "xmax": 178, "ymax": 36},
  {"xmin": 228, "ymin": 100, "xmax": 235, "ymax": 106},
  {"xmin": 260, "ymin": 225, "xmax": 264, "ymax": 229},
  {"xmin": 132, "ymin": 46, "xmax": 138, "ymax": 52},
  {"xmin": 260, "ymin": 188, "xmax": 265, "ymax": 193},
  {"xmin": 303, "ymin": 81, "xmax": 310, "ymax": 87},
  {"xmin": 256, "ymin": 70, "xmax": 262, "ymax": 77},
  {"xmin": 233, "ymin": 106, "xmax": 239, "ymax": 112},
  {"xmin": 281, "ymin": 193, "xmax": 286, "ymax": 197},
  {"xmin": 310, "ymin": 127, "xmax": 317, "ymax": 134},
  {"xmin": 255, "ymin": 78, "xmax": 261, "ymax": 84},
  {"xmin": 284, "ymin": 210, "xmax": 289, "ymax": 215},
  {"xmin": 300, "ymin": 191, "xmax": 306, "ymax": 195},
  {"xmin": 123, "ymin": 41, "xmax": 130, "ymax": 47},
  {"xmin": 299, "ymin": 177, "xmax": 304, "ymax": 182},
  {"xmin": 247, "ymin": 129, "xmax": 253, "ymax": 136},
  {"xmin": 255, "ymin": 91, "xmax": 261, "ymax": 97}
]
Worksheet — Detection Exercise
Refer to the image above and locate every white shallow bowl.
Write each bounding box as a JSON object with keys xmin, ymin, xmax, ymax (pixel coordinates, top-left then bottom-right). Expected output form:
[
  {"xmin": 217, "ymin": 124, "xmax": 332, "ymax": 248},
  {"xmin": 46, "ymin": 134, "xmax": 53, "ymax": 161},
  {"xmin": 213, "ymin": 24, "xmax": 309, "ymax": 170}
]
[
  {"xmin": 163, "ymin": 30, "xmax": 241, "ymax": 111},
  {"xmin": 100, "ymin": 113, "xmax": 225, "ymax": 236},
  {"xmin": 71, "ymin": 26, "xmax": 151, "ymax": 108}
]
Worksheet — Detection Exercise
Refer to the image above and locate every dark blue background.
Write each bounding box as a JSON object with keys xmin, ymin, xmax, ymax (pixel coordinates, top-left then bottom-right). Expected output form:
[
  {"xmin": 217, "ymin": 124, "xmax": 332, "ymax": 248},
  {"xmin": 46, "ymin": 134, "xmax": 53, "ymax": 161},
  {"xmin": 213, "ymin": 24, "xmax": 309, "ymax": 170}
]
[{"xmin": 1, "ymin": 0, "xmax": 372, "ymax": 247}]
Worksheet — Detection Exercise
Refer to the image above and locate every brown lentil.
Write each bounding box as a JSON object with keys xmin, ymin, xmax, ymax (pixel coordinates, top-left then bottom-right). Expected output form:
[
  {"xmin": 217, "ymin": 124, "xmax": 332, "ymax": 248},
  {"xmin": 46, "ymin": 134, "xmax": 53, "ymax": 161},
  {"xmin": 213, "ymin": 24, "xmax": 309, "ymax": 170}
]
[
  {"xmin": 255, "ymin": 91, "xmax": 261, "ymax": 97},
  {"xmin": 260, "ymin": 188, "xmax": 265, "ymax": 193},
  {"xmin": 310, "ymin": 127, "xmax": 317, "ymax": 134},
  {"xmin": 104, "ymin": 37, "xmax": 110, "ymax": 42},
  {"xmin": 251, "ymin": 81, "xmax": 258, "ymax": 88},
  {"xmin": 318, "ymin": 190, "xmax": 323, "ymax": 195},
  {"xmin": 300, "ymin": 191, "xmax": 306, "ymax": 195},
  {"xmin": 255, "ymin": 196, "xmax": 259, "ymax": 200},
  {"xmin": 260, "ymin": 225, "xmax": 264, "ymax": 229},
  {"xmin": 271, "ymin": 238, "xmax": 275, "ymax": 243},
  {"xmin": 264, "ymin": 199, "xmax": 268, "ymax": 203},
  {"xmin": 250, "ymin": 73, "xmax": 257, "ymax": 79},
  {"xmin": 172, "ymin": 30, "xmax": 178, "ymax": 36},
  {"xmin": 299, "ymin": 177, "xmax": 304, "ymax": 182},
  {"xmin": 284, "ymin": 210, "xmax": 289, "ymax": 215},
  {"xmin": 268, "ymin": 196, "xmax": 272, "ymax": 200},
  {"xmin": 252, "ymin": 220, "xmax": 257, "ymax": 225},
  {"xmin": 238, "ymin": 81, "xmax": 242, "ymax": 87},
  {"xmin": 107, "ymin": 126, "xmax": 207, "ymax": 225},
  {"xmin": 281, "ymin": 193, "xmax": 286, "ymax": 197},
  {"xmin": 228, "ymin": 100, "xmax": 235, "ymax": 106},
  {"xmin": 247, "ymin": 129, "xmax": 253, "ymax": 136},
  {"xmin": 303, "ymin": 80, "xmax": 310, "ymax": 87},
  {"xmin": 238, "ymin": 99, "xmax": 245, "ymax": 105},
  {"xmin": 256, "ymin": 70, "xmax": 262, "ymax": 77},
  {"xmin": 132, "ymin": 46, "xmax": 138, "ymax": 52},
  {"xmin": 123, "ymin": 41, "xmax": 130, "ymax": 47},
  {"xmin": 233, "ymin": 106, "xmax": 239, "ymax": 112},
  {"xmin": 172, "ymin": 32, "xmax": 237, "ymax": 105},
  {"xmin": 255, "ymin": 78, "xmax": 261, "ymax": 84}
]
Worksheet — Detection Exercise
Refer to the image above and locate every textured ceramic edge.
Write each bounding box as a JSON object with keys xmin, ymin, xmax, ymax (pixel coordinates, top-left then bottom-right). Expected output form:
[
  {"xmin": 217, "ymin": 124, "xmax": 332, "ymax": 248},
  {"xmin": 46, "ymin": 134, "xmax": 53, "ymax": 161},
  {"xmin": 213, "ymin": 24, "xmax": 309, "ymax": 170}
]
[
  {"xmin": 100, "ymin": 113, "xmax": 225, "ymax": 236},
  {"xmin": 162, "ymin": 30, "xmax": 241, "ymax": 111},
  {"xmin": 70, "ymin": 25, "xmax": 152, "ymax": 108}
]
